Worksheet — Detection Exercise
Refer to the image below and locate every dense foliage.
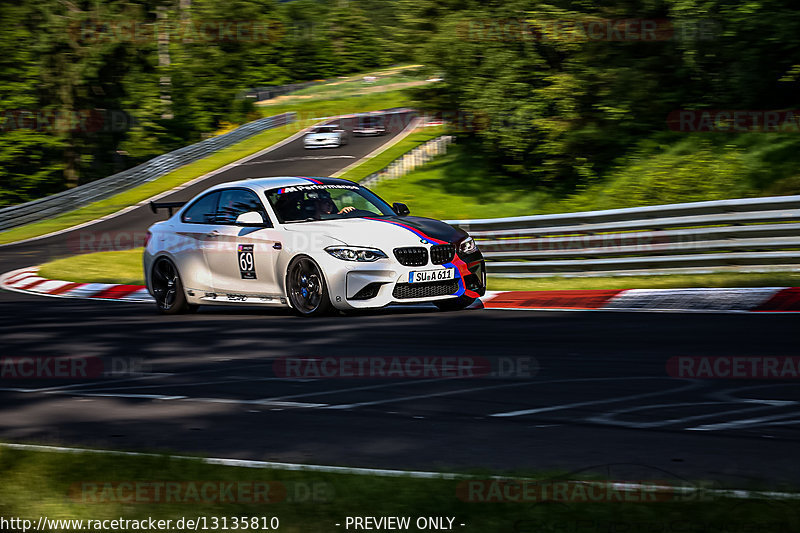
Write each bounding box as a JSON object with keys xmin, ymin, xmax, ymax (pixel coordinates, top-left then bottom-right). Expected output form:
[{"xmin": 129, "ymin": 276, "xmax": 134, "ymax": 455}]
[
  {"xmin": 2, "ymin": 0, "xmax": 799, "ymax": 206},
  {"xmin": 408, "ymin": 0, "xmax": 800, "ymax": 190},
  {"xmin": 0, "ymin": 0, "xmax": 406, "ymax": 205}
]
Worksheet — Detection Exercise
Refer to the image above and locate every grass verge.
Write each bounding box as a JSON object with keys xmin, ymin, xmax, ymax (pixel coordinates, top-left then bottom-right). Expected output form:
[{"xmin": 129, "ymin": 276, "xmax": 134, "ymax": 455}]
[
  {"xmin": 256, "ymin": 89, "xmax": 409, "ymax": 121},
  {"xmin": 369, "ymin": 143, "xmax": 548, "ymax": 220},
  {"xmin": 0, "ymin": 90, "xmax": 412, "ymax": 247},
  {"xmin": 257, "ymin": 64, "xmax": 428, "ymax": 104},
  {"xmin": 36, "ymin": 248, "xmax": 800, "ymax": 290},
  {"xmin": 370, "ymin": 133, "xmax": 800, "ymax": 221},
  {"xmin": 38, "ymin": 249, "xmax": 145, "ymax": 285},
  {"xmin": 1, "ymin": 445, "xmax": 796, "ymax": 533}
]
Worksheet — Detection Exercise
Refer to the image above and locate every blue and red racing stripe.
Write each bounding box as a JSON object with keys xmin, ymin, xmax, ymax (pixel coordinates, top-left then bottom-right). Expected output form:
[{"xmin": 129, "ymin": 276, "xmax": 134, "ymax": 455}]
[
  {"xmin": 365, "ymin": 217, "xmax": 480, "ymax": 299},
  {"xmin": 363, "ymin": 217, "xmax": 448, "ymax": 245}
]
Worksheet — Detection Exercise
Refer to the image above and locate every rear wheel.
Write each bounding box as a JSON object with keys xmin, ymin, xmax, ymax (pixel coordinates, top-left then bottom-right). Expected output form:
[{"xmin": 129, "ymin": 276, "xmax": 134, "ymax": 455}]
[
  {"xmin": 286, "ymin": 256, "xmax": 332, "ymax": 317},
  {"xmin": 434, "ymin": 295, "xmax": 476, "ymax": 312},
  {"xmin": 151, "ymin": 258, "xmax": 197, "ymax": 315}
]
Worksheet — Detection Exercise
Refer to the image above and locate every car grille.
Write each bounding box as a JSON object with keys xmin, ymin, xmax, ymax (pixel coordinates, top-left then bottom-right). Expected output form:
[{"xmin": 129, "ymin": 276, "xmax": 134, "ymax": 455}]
[
  {"xmin": 394, "ymin": 247, "xmax": 428, "ymax": 267},
  {"xmin": 430, "ymin": 244, "xmax": 455, "ymax": 265},
  {"xmin": 393, "ymin": 280, "xmax": 460, "ymax": 300}
]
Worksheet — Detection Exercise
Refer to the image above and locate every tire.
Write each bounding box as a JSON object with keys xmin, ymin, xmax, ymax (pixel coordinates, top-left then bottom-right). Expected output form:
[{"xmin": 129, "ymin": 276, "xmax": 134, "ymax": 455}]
[
  {"xmin": 151, "ymin": 257, "xmax": 197, "ymax": 315},
  {"xmin": 434, "ymin": 295, "xmax": 476, "ymax": 312},
  {"xmin": 286, "ymin": 256, "xmax": 333, "ymax": 317}
]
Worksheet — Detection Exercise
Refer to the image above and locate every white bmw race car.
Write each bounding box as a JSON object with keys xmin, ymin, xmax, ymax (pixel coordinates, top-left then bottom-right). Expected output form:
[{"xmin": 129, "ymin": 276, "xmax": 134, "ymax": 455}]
[
  {"xmin": 144, "ymin": 177, "xmax": 486, "ymax": 316},
  {"xmin": 303, "ymin": 125, "xmax": 348, "ymax": 149}
]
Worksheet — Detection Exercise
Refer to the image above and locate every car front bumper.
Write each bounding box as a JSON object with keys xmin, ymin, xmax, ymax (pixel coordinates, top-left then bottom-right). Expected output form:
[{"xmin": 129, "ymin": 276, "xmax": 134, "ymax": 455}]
[{"xmin": 321, "ymin": 251, "xmax": 487, "ymax": 310}]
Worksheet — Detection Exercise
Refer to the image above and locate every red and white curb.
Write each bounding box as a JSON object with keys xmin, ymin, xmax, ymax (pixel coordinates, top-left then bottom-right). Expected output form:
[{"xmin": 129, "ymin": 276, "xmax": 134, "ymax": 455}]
[
  {"xmin": 3, "ymin": 267, "xmax": 800, "ymax": 311},
  {"xmin": 481, "ymin": 288, "xmax": 800, "ymax": 312},
  {"xmin": 0, "ymin": 267, "xmax": 153, "ymax": 303}
]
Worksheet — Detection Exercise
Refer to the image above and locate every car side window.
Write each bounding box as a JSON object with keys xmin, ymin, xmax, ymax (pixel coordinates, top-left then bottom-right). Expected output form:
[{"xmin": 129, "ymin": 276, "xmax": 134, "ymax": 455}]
[
  {"xmin": 181, "ymin": 191, "xmax": 220, "ymax": 224},
  {"xmin": 215, "ymin": 189, "xmax": 272, "ymax": 226}
]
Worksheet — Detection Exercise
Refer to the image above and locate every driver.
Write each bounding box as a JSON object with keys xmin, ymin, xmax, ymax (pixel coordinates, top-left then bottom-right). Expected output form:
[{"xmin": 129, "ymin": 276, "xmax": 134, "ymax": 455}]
[{"xmin": 315, "ymin": 192, "xmax": 355, "ymax": 217}]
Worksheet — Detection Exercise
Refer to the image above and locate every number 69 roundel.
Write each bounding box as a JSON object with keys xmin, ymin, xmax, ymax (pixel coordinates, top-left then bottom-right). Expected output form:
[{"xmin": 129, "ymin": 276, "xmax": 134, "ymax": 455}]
[{"xmin": 238, "ymin": 244, "xmax": 256, "ymax": 279}]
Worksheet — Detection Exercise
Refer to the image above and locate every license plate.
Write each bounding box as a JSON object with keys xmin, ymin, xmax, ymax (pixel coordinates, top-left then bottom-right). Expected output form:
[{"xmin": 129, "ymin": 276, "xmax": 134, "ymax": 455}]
[{"xmin": 408, "ymin": 268, "xmax": 456, "ymax": 283}]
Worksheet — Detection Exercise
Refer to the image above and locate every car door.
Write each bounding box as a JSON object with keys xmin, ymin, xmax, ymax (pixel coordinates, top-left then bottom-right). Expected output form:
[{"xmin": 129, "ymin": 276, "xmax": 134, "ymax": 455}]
[
  {"xmin": 204, "ymin": 188, "xmax": 283, "ymax": 301},
  {"xmin": 171, "ymin": 190, "xmax": 221, "ymax": 293}
]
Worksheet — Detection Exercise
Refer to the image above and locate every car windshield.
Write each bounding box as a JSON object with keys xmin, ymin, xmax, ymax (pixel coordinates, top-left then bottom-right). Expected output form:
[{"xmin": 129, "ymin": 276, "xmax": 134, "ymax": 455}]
[
  {"xmin": 266, "ymin": 183, "xmax": 396, "ymax": 223},
  {"xmin": 311, "ymin": 126, "xmax": 337, "ymax": 134}
]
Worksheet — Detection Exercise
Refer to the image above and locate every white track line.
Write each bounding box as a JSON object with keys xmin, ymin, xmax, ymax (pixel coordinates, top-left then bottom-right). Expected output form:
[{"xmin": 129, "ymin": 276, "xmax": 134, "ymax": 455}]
[
  {"xmin": 254, "ymin": 377, "xmax": 458, "ymax": 402},
  {"xmin": 2, "ymin": 442, "xmax": 800, "ymax": 500},
  {"xmin": 28, "ymin": 390, "xmax": 327, "ymax": 408},
  {"xmin": 491, "ymin": 380, "xmax": 702, "ymax": 418},
  {"xmin": 0, "ymin": 373, "xmax": 173, "ymax": 394},
  {"xmin": 588, "ymin": 401, "xmax": 787, "ymax": 429},
  {"xmin": 325, "ymin": 381, "xmax": 535, "ymax": 410},
  {"xmin": 686, "ymin": 411, "xmax": 800, "ymax": 431}
]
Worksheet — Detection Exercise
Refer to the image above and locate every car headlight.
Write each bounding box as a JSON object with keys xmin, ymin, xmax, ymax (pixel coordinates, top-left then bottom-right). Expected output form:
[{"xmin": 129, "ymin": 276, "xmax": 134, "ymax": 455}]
[
  {"xmin": 325, "ymin": 246, "xmax": 387, "ymax": 262},
  {"xmin": 459, "ymin": 236, "xmax": 478, "ymax": 255}
]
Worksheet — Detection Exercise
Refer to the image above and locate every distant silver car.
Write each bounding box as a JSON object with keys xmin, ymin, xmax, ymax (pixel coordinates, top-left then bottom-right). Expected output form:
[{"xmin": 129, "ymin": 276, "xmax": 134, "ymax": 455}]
[
  {"xmin": 353, "ymin": 115, "xmax": 387, "ymax": 136},
  {"xmin": 303, "ymin": 125, "xmax": 348, "ymax": 149}
]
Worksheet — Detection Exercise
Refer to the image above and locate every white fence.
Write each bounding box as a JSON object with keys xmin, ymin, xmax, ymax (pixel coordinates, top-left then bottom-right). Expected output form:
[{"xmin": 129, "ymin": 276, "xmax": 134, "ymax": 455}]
[
  {"xmin": 360, "ymin": 135, "xmax": 455, "ymax": 187},
  {"xmin": 447, "ymin": 195, "xmax": 800, "ymax": 277}
]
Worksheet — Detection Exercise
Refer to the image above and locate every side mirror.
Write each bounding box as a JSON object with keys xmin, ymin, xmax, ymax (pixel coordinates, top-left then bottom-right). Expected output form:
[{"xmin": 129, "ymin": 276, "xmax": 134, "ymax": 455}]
[
  {"xmin": 392, "ymin": 202, "xmax": 410, "ymax": 216},
  {"xmin": 235, "ymin": 211, "xmax": 267, "ymax": 227}
]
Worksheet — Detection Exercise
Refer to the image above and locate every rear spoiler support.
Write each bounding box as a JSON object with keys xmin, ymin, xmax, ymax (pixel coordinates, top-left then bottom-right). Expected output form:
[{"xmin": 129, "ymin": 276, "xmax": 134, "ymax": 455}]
[{"xmin": 149, "ymin": 201, "xmax": 186, "ymax": 217}]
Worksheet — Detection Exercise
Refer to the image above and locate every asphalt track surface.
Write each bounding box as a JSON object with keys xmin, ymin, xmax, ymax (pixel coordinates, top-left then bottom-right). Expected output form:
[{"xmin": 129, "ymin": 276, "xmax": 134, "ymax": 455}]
[{"xmin": 1, "ymin": 112, "xmax": 799, "ymax": 488}]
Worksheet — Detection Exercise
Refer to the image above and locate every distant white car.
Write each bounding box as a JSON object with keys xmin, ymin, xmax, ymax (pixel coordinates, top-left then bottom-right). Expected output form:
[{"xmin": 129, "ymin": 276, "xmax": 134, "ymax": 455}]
[
  {"xmin": 144, "ymin": 177, "xmax": 486, "ymax": 317},
  {"xmin": 303, "ymin": 125, "xmax": 348, "ymax": 149}
]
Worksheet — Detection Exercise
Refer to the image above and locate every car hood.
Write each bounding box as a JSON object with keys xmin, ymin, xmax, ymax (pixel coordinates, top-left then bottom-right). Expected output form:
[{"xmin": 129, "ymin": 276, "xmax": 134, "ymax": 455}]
[{"xmin": 282, "ymin": 216, "xmax": 467, "ymax": 247}]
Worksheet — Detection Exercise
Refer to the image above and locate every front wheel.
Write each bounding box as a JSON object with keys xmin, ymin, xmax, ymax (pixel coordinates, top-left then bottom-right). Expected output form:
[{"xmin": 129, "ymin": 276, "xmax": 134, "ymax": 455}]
[
  {"xmin": 434, "ymin": 295, "xmax": 476, "ymax": 312},
  {"xmin": 151, "ymin": 258, "xmax": 197, "ymax": 315},
  {"xmin": 286, "ymin": 256, "xmax": 333, "ymax": 317}
]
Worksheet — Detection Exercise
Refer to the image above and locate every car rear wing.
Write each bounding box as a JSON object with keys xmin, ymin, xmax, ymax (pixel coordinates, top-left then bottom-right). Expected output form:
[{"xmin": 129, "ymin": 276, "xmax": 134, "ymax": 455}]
[{"xmin": 149, "ymin": 201, "xmax": 186, "ymax": 217}]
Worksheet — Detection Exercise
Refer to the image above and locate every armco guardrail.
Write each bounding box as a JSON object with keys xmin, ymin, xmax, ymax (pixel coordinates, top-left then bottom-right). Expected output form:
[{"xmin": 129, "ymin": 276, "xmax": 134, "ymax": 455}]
[
  {"xmin": 447, "ymin": 195, "xmax": 800, "ymax": 277},
  {"xmin": 0, "ymin": 112, "xmax": 295, "ymax": 232},
  {"xmin": 360, "ymin": 135, "xmax": 454, "ymax": 187}
]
